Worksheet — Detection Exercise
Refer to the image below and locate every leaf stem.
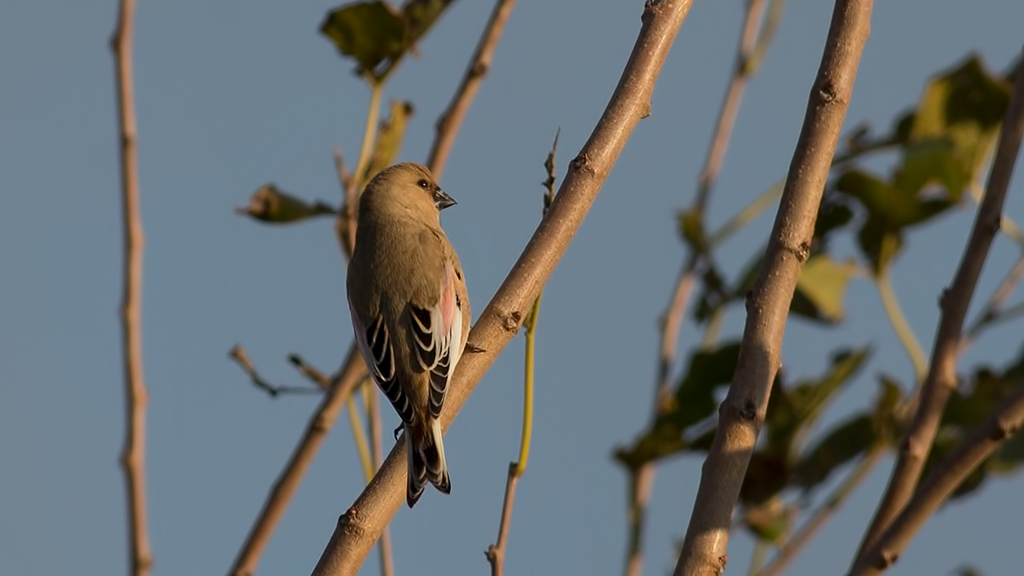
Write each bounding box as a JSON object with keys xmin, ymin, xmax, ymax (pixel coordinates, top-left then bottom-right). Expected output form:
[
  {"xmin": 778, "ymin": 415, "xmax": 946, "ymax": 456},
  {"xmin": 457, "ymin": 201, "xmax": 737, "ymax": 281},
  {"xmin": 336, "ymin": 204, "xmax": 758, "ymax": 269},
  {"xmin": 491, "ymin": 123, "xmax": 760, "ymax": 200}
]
[{"xmin": 875, "ymin": 268, "xmax": 927, "ymax": 383}]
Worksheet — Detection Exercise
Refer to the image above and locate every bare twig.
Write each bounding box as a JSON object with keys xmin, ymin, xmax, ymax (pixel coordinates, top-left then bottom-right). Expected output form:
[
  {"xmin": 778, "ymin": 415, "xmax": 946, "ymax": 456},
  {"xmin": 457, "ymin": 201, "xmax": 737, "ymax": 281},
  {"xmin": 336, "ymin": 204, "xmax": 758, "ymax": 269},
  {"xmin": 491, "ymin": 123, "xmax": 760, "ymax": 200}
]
[
  {"xmin": 673, "ymin": 0, "xmax": 875, "ymax": 574},
  {"xmin": 365, "ymin": 384, "xmax": 394, "ymax": 576},
  {"xmin": 310, "ymin": 3, "xmax": 698, "ymax": 575},
  {"xmin": 334, "ymin": 147, "xmax": 357, "ymax": 258},
  {"xmin": 486, "ymin": 146, "xmax": 554, "ymax": 575},
  {"xmin": 854, "ymin": 41, "xmax": 1024, "ymax": 561},
  {"xmin": 962, "ymin": 252, "xmax": 1024, "ymax": 348},
  {"xmin": 485, "ymin": 463, "xmax": 522, "ymax": 576},
  {"xmin": 625, "ymin": 2, "xmax": 773, "ymax": 573},
  {"xmin": 876, "ymin": 269, "xmax": 928, "ymax": 382},
  {"xmin": 229, "ymin": 347, "xmax": 367, "ymax": 576},
  {"xmin": 228, "ymin": 346, "xmax": 322, "ymax": 397},
  {"xmin": 848, "ymin": 379, "xmax": 1024, "ymax": 576},
  {"xmin": 111, "ymin": 1, "xmax": 151, "ymax": 574},
  {"xmin": 756, "ymin": 450, "xmax": 882, "ymax": 576},
  {"xmin": 427, "ymin": 0, "xmax": 519, "ymax": 180}
]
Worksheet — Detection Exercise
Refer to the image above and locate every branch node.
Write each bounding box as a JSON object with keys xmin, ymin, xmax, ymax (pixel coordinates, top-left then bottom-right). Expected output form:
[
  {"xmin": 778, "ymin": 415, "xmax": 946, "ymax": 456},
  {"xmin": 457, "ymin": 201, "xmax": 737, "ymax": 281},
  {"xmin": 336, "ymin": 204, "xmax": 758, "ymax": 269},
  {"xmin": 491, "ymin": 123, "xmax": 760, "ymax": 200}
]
[
  {"xmin": 571, "ymin": 152, "xmax": 592, "ymax": 173},
  {"xmin": 503, "ymin": 310, "xmax": 523, "ymax": 332},
  {"xmin": 818, "ymin": 80, "xmax": 838, "ymax": 103},
  {"xmin": 740, "ymin": 399, "xmax": 757, "ymax": 421}
]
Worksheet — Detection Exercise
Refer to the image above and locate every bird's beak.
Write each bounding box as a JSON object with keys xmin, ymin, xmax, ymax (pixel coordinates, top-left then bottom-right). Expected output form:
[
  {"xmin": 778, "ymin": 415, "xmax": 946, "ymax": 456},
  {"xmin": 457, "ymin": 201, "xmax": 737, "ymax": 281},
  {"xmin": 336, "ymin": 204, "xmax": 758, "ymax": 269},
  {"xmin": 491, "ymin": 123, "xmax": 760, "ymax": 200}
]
[{"xmin": 434, "ymin": 188, "xmax": 457, "ymax": 210}]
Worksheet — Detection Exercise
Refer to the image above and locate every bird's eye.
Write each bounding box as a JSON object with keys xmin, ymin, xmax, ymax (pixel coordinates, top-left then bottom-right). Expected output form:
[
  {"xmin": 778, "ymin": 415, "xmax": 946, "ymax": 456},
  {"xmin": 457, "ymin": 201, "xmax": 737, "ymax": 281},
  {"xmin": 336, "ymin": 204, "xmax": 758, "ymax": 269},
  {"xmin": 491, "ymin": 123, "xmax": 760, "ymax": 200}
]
[{"xmin": 417, "ymin": 179, "xmax": 431, "ymax": 189}]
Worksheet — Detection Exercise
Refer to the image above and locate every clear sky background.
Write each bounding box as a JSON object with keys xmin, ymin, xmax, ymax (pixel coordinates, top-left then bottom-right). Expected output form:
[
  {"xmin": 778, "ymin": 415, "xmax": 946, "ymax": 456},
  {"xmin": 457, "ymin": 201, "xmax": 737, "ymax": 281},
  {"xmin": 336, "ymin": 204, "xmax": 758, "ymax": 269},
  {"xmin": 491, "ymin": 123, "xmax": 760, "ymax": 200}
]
[{"xmin": 2, "ymin": 1, "xmax": 1024, "ymax": 575}]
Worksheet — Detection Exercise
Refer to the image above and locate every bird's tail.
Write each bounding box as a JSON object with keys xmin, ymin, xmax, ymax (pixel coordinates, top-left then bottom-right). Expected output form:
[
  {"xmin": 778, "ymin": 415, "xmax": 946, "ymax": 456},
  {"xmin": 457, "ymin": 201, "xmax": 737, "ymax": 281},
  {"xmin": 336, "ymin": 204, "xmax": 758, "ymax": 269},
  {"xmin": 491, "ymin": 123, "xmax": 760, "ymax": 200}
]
[{"xmin": 406, "ymin": 418, "xmax": 451, "ymax": 508}]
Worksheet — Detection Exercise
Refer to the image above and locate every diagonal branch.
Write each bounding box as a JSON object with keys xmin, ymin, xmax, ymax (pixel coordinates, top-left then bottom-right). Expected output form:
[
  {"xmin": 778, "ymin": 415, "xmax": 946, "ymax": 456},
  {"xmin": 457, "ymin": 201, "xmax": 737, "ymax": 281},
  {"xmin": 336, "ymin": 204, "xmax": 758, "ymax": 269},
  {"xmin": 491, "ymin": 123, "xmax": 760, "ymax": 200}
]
[
  {"xmin": 310, "ymin": 3, "xmax": 698, "ymax": 575},
  {"xmin": 848, "ymin": 378, "xmax": 1024, "ymax": 576},
  {"xmin": 673, "ymin": 0, "xmax": 875, "ymax": 574},
  {"xmin": 853, "ymin": 41, "xmax": 1024, "ymax": 561},
  {"xmin": 624, "ymin": 1, "xmax": 775, "ymax": 575},
  {"xmin": 427, "ymin": 0, "xmax": 519, "ymax": 180},
  {"xmin": 111, "ymin": 1, "xmax": 152, "ymax": 574},
  {"xmin": 229, "ymin": 347, "xmax": 367, "ymax": 576}
]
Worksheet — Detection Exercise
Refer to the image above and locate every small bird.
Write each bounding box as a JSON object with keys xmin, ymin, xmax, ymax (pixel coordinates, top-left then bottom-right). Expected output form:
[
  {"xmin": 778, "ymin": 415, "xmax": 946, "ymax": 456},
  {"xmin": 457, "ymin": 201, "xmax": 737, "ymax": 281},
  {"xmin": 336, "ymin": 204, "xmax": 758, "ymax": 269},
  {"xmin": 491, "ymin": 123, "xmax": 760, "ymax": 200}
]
[{"xmin": 346, "ymin": 162, "xmax": 471, "ymax": 507}]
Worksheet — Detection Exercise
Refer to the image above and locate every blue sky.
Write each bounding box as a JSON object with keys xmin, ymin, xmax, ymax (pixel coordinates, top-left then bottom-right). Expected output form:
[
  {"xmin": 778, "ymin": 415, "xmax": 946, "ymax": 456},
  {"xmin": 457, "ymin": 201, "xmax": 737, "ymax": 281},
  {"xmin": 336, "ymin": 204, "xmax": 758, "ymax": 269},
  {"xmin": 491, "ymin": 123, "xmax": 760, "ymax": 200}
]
[{"xmin": 2, "ymin": 1, "xmax": 1024, "ymax": 575}]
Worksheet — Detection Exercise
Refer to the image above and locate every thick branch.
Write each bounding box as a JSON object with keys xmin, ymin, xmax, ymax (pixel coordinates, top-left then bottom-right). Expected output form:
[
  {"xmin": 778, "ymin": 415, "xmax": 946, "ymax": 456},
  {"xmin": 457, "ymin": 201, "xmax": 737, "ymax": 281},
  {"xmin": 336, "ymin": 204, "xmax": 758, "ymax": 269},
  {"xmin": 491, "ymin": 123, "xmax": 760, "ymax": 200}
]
[
  {"xmin": 427, "ymin": 0, "xmax": 519, "ymax": 180},
  {"xmin": 673, "ymin": 1, "xmax": 874, "ymax": 575},
  {"xmin": 848, "ymin": 379, "xmax": 1024, "ymax": 576},
  {"xmin": 310, "ymin": 3, "xmax": 697, "ymax": 575},
  {"xmin": 229, "ymin": 347, "xmax": 367, "ymax": 576},
  {"xmin": 111, "ymin": 1, "xmax": 152, "ymax": 574},
  {"xmin": 854, "ymin": 41, "xmax": 1024, "ymax": 559}
]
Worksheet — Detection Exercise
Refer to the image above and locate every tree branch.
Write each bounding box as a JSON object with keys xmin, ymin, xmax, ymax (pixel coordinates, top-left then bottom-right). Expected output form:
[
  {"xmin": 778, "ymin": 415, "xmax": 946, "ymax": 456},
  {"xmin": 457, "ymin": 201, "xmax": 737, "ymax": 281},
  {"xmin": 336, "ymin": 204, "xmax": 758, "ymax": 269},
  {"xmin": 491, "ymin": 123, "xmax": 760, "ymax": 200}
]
[
  {"xmin": 848, "ymin": 378, "xmax": 1024, "ymax": 576},
  {"xmin": 229, "ymin": 347, "xmax": 367, "ymax": 576},
  {"xmin": 853, "ymin": 40, "xmax": 1024, "ymax": 560},
  {"xmin": 111, "ymin": 0, "xmax": 152, "ymax": 573},
  {"xmin": 365, "ymin": 384, "xmax": 395, "ymax": 576},
  {"xmin": 228, "ymin": 346, "xmax": 323, "ymax": 396},
  {"xmin": 427, "ymin": 0, "xmax": 519, "ymax": 180},
  {"xmin": 486, "ymin": 149, "xmax": 552, "ymax": 573},
  {"xmin": 673, "ymin": 0, "xmax": 875, "ymax": 574},
  {"xmin": 310, "ymin": 3, "xmax": 698, "ymax": 575},
  {"xmin": 625, "ymin": 1, "xmax": 773, "ymax": 574}
]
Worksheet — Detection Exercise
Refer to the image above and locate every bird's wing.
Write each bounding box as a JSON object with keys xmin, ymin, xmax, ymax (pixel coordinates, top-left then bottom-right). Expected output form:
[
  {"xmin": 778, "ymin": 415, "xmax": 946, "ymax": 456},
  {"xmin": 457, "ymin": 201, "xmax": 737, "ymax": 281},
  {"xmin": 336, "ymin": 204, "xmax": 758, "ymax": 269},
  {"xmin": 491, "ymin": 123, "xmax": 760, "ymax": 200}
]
[
  {"xmin": 348, "ymin": 294, "xmax": 413, "ymax": 424},
  {"xmin": 408, "ymin": 258, "xmax": 464, "ymax": 419}
]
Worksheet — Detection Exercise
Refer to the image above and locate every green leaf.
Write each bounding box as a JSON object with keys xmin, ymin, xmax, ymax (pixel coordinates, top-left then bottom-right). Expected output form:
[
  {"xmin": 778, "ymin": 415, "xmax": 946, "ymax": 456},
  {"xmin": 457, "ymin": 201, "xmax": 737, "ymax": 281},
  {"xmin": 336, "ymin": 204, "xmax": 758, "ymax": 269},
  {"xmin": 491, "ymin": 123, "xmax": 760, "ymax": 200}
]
[
  {"xmin": 743, "ymin": 498, "xmax": 792, "ymax": 543},
  {"xmin": 236, "ymin": 185, "xmax": 337, "ymax": 224},
  {"xmin": 321, "ymin": 0, "xmax": 459, "ymax": 79},
  {"xmin": 402, "ymin": 0, "xmax": 458, "ymax": 49},
  {"xmin": 677, "ymin": 208, "xmax": 707, "ymax": 252},
  {"xmin": 836, "ymin": 170, "xmax": 953, "ymax": 229},
  {"xmin": 908, "ymin": 55, "xmax": 1011, "ymax": 182},
  {"xmin": 613, "ymin": 343, "xmax": 740, "ymax": 469},
  {"xmin": 765, "ymin": 347, "xmax": 871, "ymax": 458},
  {"xmin": 793, "ymin": 255, "xmax": 858, "ymax": 323},
  {"xmin": 795, "ymin": 415, "xmax": 873, "ymax": 490},
  {"xmin": 320, "ymin": 2, "xmax": 406, "ymax": 76},
  {"xmin": 795, "ymin": 373, "xmax": 902, "ymax": 491},
  {"xmin": 363, "ymin": 100, "xmax": 415, "ymax": 183}
]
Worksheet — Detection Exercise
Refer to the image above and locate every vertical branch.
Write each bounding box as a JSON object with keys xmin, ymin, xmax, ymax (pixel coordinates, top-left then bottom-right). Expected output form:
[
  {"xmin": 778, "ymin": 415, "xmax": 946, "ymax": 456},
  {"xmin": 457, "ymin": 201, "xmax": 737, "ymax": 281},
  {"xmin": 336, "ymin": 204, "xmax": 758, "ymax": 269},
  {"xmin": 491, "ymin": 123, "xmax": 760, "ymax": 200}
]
[
  {"xmin": 486, "ymin": 137, "xmax": 556, "ymax": 576},
  {"xmin": 366, "ymin": 384, "xmax": 395, "ymax": 576},
  {"xmin": 625, "ymin": 1, "xmax": 775, "ymax": 575},
  {"xmin": 673, "ymin": 0, "xmax": 875, "ymax": 574},
  {"xmin": 854, "ymin": 41, "xmax": 1024, "ymax": 561},
  {"xmin": 427, "ymin": 0, "xmax": 519, "ymax": 179},
  {"xmin": 310, "ymin": 3, "xmax": 698, "ymax": 574},
  {"xmin": 111, "ymin": 1, "xmax": 152, "ymax": 575}
]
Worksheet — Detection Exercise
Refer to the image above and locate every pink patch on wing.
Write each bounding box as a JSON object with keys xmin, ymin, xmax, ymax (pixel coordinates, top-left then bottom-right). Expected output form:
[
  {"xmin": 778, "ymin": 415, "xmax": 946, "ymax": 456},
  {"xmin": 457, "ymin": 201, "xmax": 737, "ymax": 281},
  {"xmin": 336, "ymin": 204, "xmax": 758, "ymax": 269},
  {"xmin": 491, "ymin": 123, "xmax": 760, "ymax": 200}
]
[{"xmin": 438, "ymin": 261, "xmax": 457, "ymax": 335}]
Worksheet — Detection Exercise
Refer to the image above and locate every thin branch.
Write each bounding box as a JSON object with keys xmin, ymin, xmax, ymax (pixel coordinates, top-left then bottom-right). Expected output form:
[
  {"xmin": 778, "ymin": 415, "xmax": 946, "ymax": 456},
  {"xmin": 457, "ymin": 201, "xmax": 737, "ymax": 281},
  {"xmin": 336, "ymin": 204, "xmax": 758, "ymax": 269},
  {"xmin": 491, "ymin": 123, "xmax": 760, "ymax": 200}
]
[
  {"xmin": 365, "ymin": 384, "xmax": 395, "ymax": 576},
  {"xmin": 111, "ymin": 0, "xmax": 152, "ymax": 573},
  {"xmin": 346, "ymin": 389, "xmax": 374, "ymax": 480},
  {"xmin": 228, "ymin": 346, "xmax": 322, "ymax": 397},
  {"xmin": 353, "ymin": 81, "xmax": 384, "ymax": 190},
  {"xmin": 334, "ymin": 147, "xmax": 357, "ymax": 258},
  {"xmin": 427, "ymin": 0, "xmax": 519, "ymax": 180},
  {"xmin": 624, "ymin": 1, "xmax": 775, "ymax": 573},
  {"xmin": 485, "ymin": 294, "xmax": 543, "ymax": 576},
  {"xmin": 486, "ymin": 144, "xmax": 554, "ymax": 574},
  {"xmin": 673, "ymin": 0, "xmax": 875, "ymax": 574},
  {"xmin": 962, "ymin": 252, "xmax": 1024, "ymax": 348},
  {"xmin": 756, "ymin": 449, "xmax": 882, "ymax": 576},
  {"xmin": 310, "ymin": 3, "xmax": 698, "ymax": 575},
  {"xmin": 848, "ymin": 379, "xmax": 1024, "ymax": 576},
  {"xmin": 875, "ymin": 269, "xmax": 928, "ymax": 383},
  {"xmin": 853, "ymin": 41, "xmax": 1024, "ymax": 561},
  {"xmin": 229, "ymin": 347, "xmax": 367, "ymax": 576}
]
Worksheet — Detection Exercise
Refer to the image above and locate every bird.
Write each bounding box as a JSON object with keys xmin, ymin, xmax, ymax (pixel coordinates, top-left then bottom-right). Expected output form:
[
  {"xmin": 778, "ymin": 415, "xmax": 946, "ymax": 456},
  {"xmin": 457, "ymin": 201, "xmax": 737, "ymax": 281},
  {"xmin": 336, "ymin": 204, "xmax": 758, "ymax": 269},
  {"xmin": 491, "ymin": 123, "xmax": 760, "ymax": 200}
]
[{"xmin": 346, "ymin": 162, "xmax": 471, "ymax": 507}]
